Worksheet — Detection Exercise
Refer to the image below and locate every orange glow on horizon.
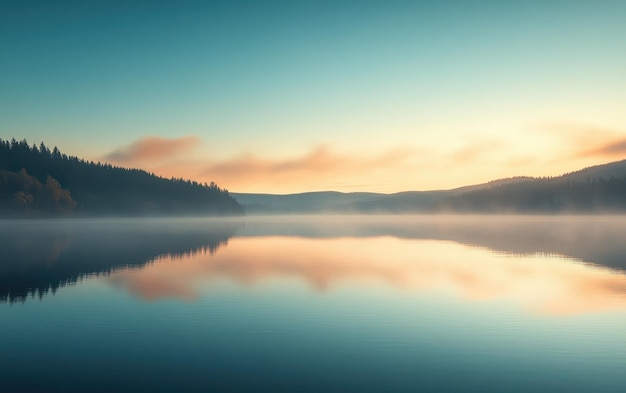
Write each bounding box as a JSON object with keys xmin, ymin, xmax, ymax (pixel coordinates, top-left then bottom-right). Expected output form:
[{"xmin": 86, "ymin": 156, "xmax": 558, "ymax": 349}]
[{"xmin": 97, "ymin": 124, "xmax": 626, "ymax": 193}]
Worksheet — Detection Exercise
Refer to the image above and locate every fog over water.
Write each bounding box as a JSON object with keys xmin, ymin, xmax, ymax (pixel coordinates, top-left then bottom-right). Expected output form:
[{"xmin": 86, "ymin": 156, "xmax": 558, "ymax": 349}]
[
  {"xmin": 2, "ymin": 215, "xmax": 626, "ymax": 392},
  {"xmin": 3, "ymin": 215, "xmax": 626, "ymax": 306}
]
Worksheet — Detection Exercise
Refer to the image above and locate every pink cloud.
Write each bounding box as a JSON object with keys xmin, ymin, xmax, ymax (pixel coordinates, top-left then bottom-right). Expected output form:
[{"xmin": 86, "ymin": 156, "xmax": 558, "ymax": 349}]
[
  {"xmin": 195, "ymin": 145, "xmax": 419, "ymax": 190},
  {"xmin": 103, "ymin": 135, "xmax": 200, "ymax": 164},
  {"xmin": 539, "ymin": 123, "xmax": 626, "ymax": 160},
  {"xmin": 578, "ymin": 137, "xmax": 626, "ymax": 158}
]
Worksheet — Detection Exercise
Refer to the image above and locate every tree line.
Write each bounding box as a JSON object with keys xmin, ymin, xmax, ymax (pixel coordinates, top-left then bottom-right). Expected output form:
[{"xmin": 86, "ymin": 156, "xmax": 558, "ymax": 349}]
[
  {"xmin": 0, "ymin": 138, "xmax": 243, "ymax": 217},
  {"xmin": 440, "ymin": 174, "xmax": 626, "ymax": 213}
]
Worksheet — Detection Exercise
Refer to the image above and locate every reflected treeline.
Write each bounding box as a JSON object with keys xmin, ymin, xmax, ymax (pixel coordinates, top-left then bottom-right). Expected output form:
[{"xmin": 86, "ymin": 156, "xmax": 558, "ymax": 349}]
[
  {"xmin": 4, "ymin": 215, "xmax": 626, "ymax": 304},
  {"xmin": 0, "ymin": 218, "xmax": 241, "ymax": 303},
  {"xmin": 239, "ymin": 216, "xmax": 626, "ymax": 270},
  {"xmin": 107, "ymin": 229, "xmax": 626, "ymax": 316}
]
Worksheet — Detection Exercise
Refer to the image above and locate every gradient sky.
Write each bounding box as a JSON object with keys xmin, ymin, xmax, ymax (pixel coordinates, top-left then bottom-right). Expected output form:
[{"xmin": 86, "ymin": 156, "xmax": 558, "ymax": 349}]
[{"xmin": 2, "ymin": 0, "xmax": 625, "ymax": 193}]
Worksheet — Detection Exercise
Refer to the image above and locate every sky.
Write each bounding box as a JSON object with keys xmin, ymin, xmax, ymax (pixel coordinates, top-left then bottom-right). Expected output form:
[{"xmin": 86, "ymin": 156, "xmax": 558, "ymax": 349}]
[{"xmin": 1, "ymin": 0, "xmax": 625, "ymax": 193}]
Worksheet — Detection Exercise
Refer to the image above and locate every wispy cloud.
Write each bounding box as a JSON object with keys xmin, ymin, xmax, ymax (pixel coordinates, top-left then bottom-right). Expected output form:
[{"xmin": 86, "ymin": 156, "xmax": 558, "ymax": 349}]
[
  {"xmin": 103, "ymin": 136, "xmax": 200, "ymax": 164},
  {"xmin": 577, "ymin": 137, "xmax": 626, "ymax": 158},
  {"xmin": 196, "ymin": 145, "xmax": 420, "ymax": 191},
  {"xmin": 99, "ymin": 139, "xmax": 430, "ymax": 192},
  {"xmin": 538, "ymin": 123, "xmax": 626, "ymax": 161},
  {"xmin": 204, "ymin": 145, "xmax": 415, "ymax": 175},
  {"xmin": 101, "ymin": 137, "xmax": 517, "ymax": 192},
  {"xmin": 448, "ymin": 139, "xmax": 507, "ymax": 166}
]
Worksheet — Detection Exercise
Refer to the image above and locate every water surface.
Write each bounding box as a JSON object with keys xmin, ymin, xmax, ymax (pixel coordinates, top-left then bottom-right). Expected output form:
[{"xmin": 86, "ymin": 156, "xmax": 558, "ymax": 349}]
[{"xmin": 1, "ymin": 216, "xmax": 626, "ymax": 392}]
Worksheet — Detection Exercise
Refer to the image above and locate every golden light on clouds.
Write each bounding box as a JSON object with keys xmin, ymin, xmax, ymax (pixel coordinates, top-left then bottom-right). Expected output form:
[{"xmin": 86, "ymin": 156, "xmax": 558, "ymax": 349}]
[
  {"xmin": 103, "ymin": 135, "xmax": 200, "ymax": 164},
  {"xmin": 108, "ymin": 236, "xmax": 626, "ymax": 316},
  {"xmin": 578, "ymin": 138, "xmax": 626, "ymax": 159},
  {"xmin": 100, "ymin": 124, "xmax": 626, "ymax": 193},
  {"xmin": 539, "ymin": 123, "xmax": 626, "ymax": 160},
  {"xmin": 197, "ymin": 145, "xmax": 420, "ymax": 191},
  {"xmin": 101, "ymin": 137, "xmax": 517, "ymax": 192}
]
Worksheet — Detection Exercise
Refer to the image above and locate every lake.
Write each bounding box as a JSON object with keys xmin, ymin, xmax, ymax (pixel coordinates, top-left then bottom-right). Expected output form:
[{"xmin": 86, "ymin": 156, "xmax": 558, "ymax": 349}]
[{"xmin": 1, "ymin": 215, "xmax": 626, "ymax": 392}]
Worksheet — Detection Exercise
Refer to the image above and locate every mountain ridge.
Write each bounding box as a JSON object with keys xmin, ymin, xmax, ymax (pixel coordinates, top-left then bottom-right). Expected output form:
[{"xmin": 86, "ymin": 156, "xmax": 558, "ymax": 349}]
[{"xmin": 234, "ymin": 159, "xmax": 626, "ymax": 213}]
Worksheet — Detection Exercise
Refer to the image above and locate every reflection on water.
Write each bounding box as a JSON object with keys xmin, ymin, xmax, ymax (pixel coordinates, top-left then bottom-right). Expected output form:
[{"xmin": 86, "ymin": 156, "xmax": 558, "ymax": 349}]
[
  {"xmin": 2, "ymin": 216, "xmax": 626, "ymax": 393},
  {"xmin": 2, "ymin": 215, "xmax": 626, "ymax": 314},
  {"xmin": 109, "ymin": 236, "xmax": 626, "ymax": 315},
  {"xmin": 239, "ymin": 215, "xmax": 626, "ymax": 270},
  {"xmin": 0, "ymin": 218, "xmax": 240, "ymax": 302}
]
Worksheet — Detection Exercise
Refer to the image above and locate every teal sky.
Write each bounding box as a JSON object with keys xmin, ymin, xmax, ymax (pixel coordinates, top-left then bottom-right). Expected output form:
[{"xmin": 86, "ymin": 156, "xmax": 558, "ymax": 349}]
[{"xmin": 2, "ymin": 1, "xmax": 625, "ymax": 192}]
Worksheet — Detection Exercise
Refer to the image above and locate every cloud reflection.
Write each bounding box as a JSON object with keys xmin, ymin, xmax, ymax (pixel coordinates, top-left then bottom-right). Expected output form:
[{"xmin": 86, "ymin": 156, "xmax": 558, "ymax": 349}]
[{"xmin": 108, "ymin": 236, "xmax": 626, "ymax": 316}]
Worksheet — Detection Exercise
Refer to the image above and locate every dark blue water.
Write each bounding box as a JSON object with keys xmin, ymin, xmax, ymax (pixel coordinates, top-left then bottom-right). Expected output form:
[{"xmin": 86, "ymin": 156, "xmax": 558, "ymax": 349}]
[{"xmin": 1, "ymin": 216, "xmax": 626, "ymax": 392}]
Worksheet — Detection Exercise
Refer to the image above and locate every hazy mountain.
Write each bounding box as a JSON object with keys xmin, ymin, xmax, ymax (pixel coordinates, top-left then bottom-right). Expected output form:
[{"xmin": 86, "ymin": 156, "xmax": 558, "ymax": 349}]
[
  {"xmin": 235, "ymin": 160, "xmax": 626, "ymax": 214},
  {"xmin": 234, "ymin": 178, "xmax": 539, "ymax": 213},
  {"xmin": 441, "ymin": 160, "xmax": 626, "ymax": 213},
  {"xmin": 452, "ymin": 176, "xmax": 536, "ymax": 192},
  {"xmin": 560, "ymin": 159, "xmax": 626, "ymax": 182},
  {"xmin": 232, "ymin": 191, "xmax": 385, "ymax": 213}
]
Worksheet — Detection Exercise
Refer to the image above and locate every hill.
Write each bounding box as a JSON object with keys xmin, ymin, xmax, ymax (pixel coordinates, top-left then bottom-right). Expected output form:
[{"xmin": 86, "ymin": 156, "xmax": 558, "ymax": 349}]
[
  {"xmin": 561, "ymin": 159, "xmax": 626, "ymax": 182},
  {"xmin": 0, "ymin": 138, "xmax": 243, "ymax": 217},
  {"xmin": 233, "ymin": 191, "xmax": 384, "ymax": 213},
  {"xmin": 233, "ymin": 177, "xmax": 539, "ymax": 214},
  {"xmin": 443, "ymin": 159, "xmax": 626, "ymax": 213},
  {"xmin": 235, "ymin": 160, "xmax": 626, "ymax": 214}
]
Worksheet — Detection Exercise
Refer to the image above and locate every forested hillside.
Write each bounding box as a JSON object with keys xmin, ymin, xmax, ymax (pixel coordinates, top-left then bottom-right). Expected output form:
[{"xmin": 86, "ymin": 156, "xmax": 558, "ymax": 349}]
[
  {"xmin": 442, "ymin": 170, "xmax": 626, "ymax": 212},
  {"xmin": 0, "ymin": 138, "xmax": 242, "ymax": 217},
  {"xmin": 235, "ymin": 160, "xmax": 626, "ymax": 214}
]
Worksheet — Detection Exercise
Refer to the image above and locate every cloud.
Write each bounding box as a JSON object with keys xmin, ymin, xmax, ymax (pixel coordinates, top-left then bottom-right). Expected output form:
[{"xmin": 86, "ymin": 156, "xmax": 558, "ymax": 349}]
[
  {"xmin": 99, "ymin": 138, "xmax": 517, "ymax": 193},
  {"xmin": 540, "ymin": 123, "xmax": 619, "ymax": 140},
  {"xmin": 99, "ymin": 141, "xmax": 425, "ymax": 192},
  {"xmin": 195, "ymin": 145, "xmax": 421, "ymax": 191},
  {"xmin": 103, "ymin": 135, "xmax": 200, "ymax": 164},
  {"xmin": 577, "ymin": 137, "xmax": 626, "ymax": 158},
  {"xmin": 204, "ymin": 145, "xmax": 415, "ymax": 176},
  {"xmin": 538, "ymin": 123, "xmax": 626, "ymax": 160},
  {"xmin": 448, "ymin": 139, "xmax": 506, "ymax": 165}
]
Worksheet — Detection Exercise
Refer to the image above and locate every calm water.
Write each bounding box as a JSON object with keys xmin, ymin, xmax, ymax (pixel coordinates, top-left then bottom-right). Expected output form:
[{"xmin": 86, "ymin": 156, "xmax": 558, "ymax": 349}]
[{"xmin": 1, "ymin": 215, "xmax": 626, "ymax": 392}]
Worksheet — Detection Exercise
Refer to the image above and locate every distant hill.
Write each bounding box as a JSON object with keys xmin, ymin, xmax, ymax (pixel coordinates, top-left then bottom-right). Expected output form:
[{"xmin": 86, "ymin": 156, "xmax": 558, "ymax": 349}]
[
  {"xmin": 560, "ymin": 159, "xmax": 626, "ymax": 182},
  {"xmin": 233, "ymin": 177, "xmax": 539, "ymax": 214},
  {"xmin": 452, "ymin": 176, "xmax": 535, "ymax": 193},
  {"xmin": 233, "ymin": 191, "xmax": 385, "ymax": 213},
  {"xmin": 235, "ymin": 160, "xmax": 626, "ymax": 214},
  {"xmin": 442, "ymin": 159, "xmax": 626, "ymax": 213},
  {"xmin": 0, "ymin": 138, "xmax": 243, "ymax": 217}
]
